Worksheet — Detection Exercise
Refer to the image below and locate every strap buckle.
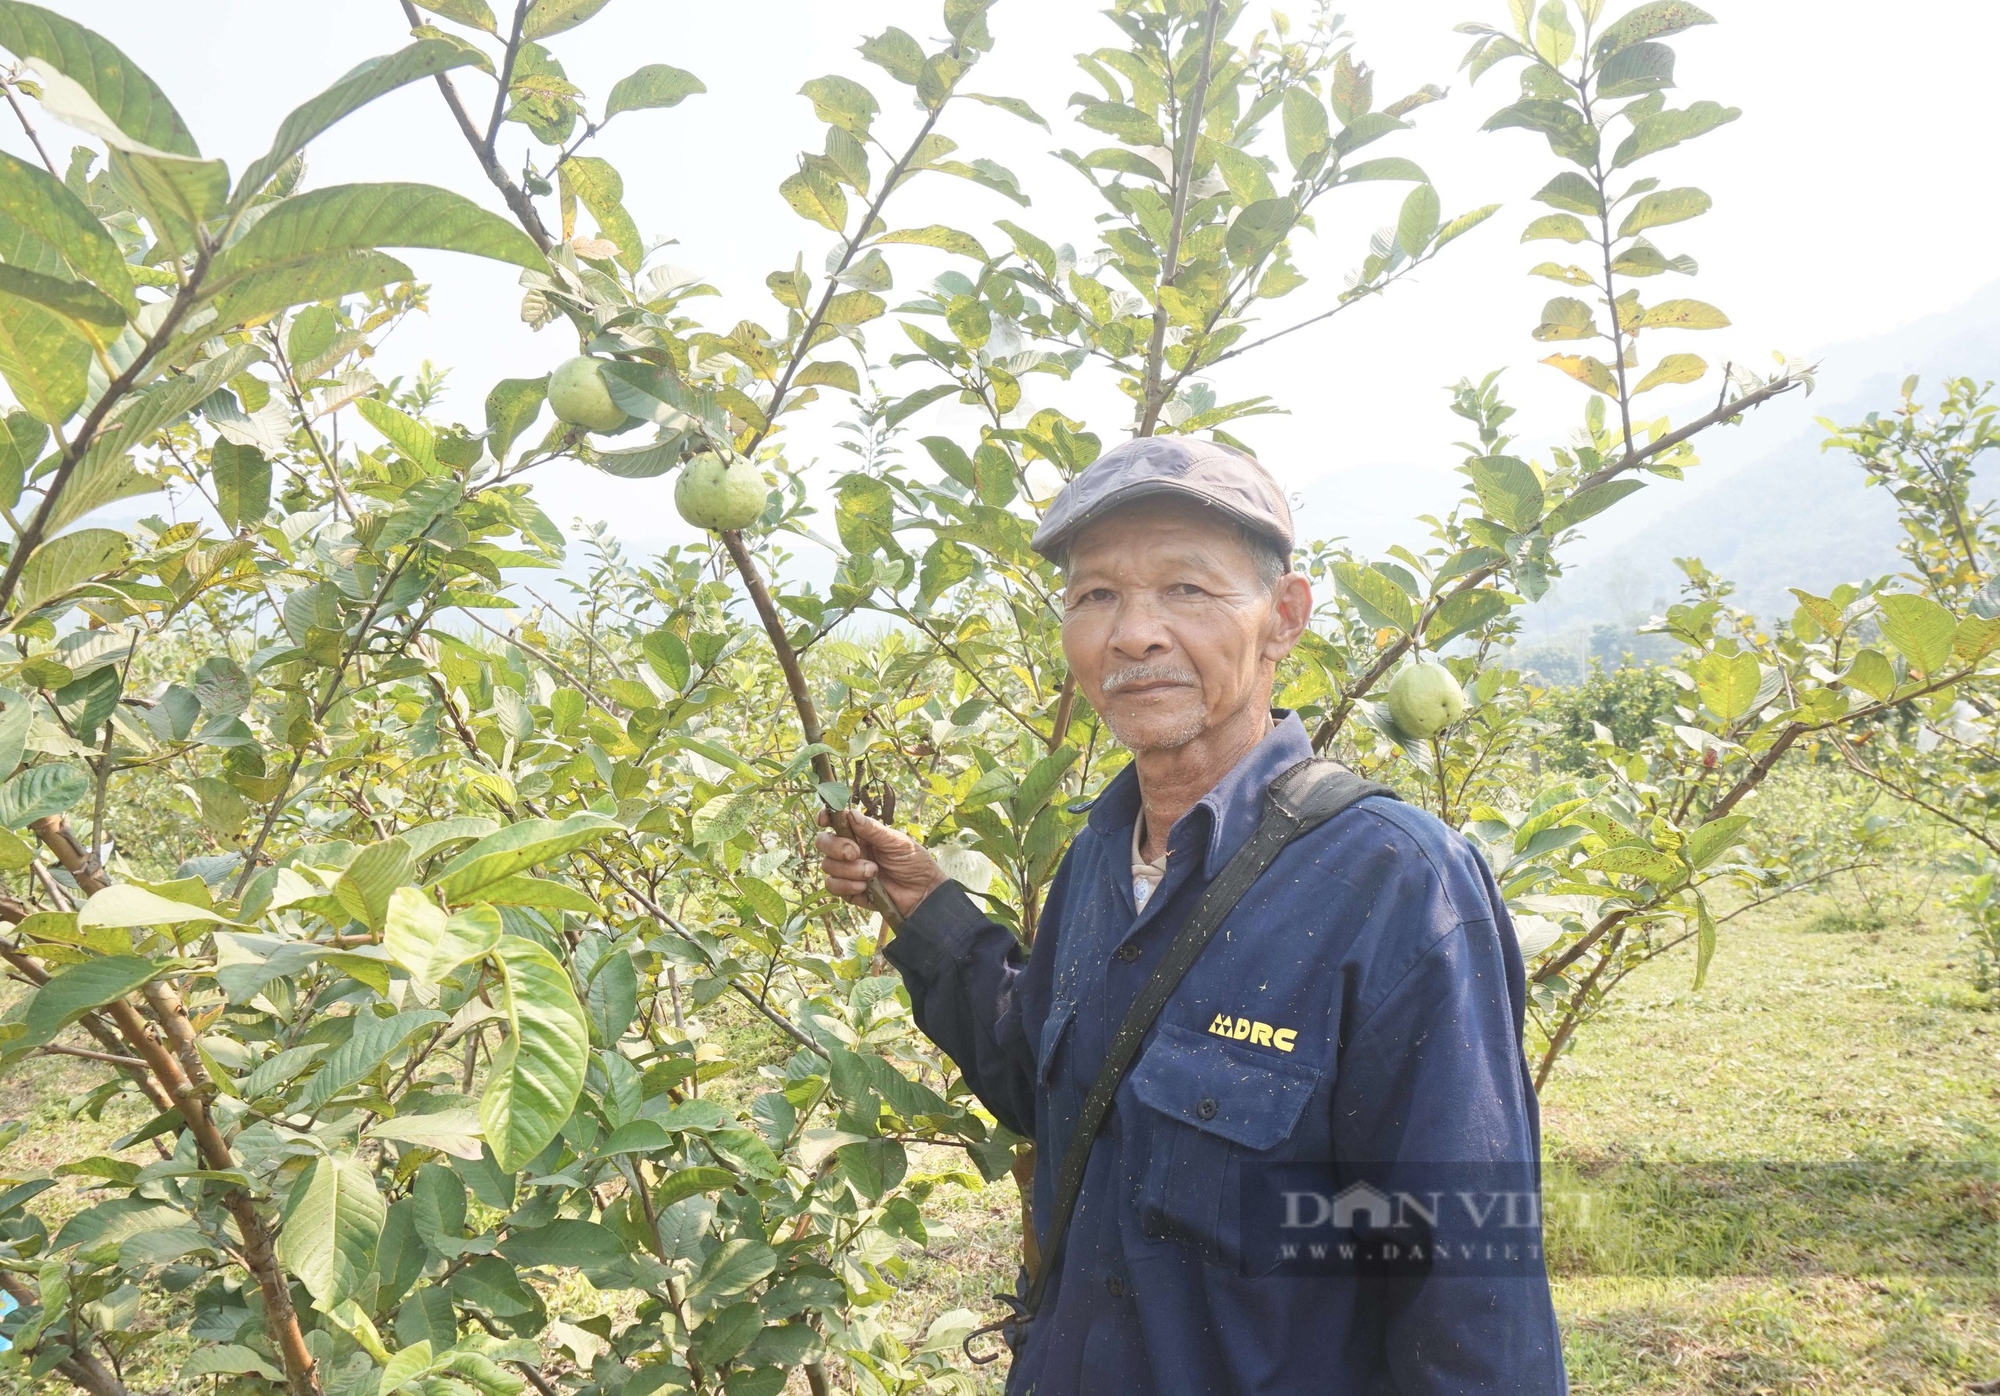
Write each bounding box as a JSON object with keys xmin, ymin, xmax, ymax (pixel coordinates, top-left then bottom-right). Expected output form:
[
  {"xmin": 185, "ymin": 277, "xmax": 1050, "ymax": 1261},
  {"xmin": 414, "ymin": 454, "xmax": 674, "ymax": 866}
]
[{"xmin": 962, "ymin": 1290, "xmax": 1030, "ymax": 1365}]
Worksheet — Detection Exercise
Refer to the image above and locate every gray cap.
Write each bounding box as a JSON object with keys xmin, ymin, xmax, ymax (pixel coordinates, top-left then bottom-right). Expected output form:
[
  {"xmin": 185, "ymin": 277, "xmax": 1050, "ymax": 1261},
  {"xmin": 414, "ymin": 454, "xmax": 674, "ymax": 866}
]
[{"xmin": 1030, "ymin": 436, "xmax": 1293, "ymax": 562}]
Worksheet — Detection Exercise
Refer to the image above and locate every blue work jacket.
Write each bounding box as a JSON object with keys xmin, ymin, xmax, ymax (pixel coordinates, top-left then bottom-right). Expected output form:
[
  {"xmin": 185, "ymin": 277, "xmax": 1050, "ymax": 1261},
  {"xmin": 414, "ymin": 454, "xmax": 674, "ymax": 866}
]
[{"xmin": 883, "ymin": 713, "xmax": 1567, "ymax": 1394}]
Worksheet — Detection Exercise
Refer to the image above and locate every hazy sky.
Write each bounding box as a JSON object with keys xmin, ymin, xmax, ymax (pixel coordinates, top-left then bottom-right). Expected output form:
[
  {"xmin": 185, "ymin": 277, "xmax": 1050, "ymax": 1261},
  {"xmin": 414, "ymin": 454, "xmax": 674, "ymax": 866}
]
[{"xmin": 9, "ymin": 1, "xmax": 1998, "ymax": 565}]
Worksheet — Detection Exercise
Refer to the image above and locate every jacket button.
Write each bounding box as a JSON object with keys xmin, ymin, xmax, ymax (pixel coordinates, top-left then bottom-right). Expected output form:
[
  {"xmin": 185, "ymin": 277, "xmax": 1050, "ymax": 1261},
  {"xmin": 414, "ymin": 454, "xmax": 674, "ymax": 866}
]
[
  {"xmin": 1196, "ymin": 1096, "xmax": 1218, "ymax": 1121},
  {"xmin": 1105, "ymin": 1276, "xmax": 1125, "ymax": 1298},
  {"xmin": 1114, "ymin": 943, "xmax": 1141, "ymax": 962}
]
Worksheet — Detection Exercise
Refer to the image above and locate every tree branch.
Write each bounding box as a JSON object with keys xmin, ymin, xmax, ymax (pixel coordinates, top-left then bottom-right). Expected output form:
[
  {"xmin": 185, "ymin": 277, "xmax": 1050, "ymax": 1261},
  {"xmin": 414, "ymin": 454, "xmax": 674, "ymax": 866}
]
[
  {"xmin": 1312, "ymin": 373, "xmax": 1807, "ymax": 750},
  {"xmin": 399, "ymin": 0, "xmax": 554, "ymax": 251},
  {"xmin": 1136, "ymin": 0, "xmax": 1224, "ymax": 438}
]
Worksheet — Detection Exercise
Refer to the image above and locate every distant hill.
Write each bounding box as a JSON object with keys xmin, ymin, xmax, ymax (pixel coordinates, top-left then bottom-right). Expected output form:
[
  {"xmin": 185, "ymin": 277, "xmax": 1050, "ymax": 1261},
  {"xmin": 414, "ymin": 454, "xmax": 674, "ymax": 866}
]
[{"xmin": 1505, "ymin": 280, "xmax": 2000, "ymax": 676}]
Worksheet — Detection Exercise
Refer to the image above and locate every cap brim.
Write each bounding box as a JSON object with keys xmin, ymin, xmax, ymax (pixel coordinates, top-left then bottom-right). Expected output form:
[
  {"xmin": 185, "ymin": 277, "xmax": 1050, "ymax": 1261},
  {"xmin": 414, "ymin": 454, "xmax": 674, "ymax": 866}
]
[{"xmin": 1030, "ymin": 478, "xmax": 1293, "ymax": 562}]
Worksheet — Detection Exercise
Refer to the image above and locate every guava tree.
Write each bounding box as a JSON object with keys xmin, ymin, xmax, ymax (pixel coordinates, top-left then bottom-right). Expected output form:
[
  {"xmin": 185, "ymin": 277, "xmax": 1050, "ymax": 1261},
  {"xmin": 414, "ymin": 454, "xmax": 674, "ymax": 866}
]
[{"xmin": 0, "ymin": 1, "xmax": 1961, "ymax": 1394}]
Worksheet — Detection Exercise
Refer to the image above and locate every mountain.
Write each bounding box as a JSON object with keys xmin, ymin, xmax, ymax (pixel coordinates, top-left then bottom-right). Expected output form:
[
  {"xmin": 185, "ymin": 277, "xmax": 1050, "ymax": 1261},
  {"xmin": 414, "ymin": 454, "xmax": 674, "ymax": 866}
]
[{"xmin": 1507, "ymin": 280, "xmax": 2000, "ymax": 675}]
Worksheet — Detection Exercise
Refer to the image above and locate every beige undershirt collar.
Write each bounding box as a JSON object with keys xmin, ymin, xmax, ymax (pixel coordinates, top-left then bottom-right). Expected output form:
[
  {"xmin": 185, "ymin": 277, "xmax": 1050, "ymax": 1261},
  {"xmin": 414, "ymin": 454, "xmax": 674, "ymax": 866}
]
[{"xmin": 1131, "ymin": 812, "xmax": 1169, "ymax": 910}]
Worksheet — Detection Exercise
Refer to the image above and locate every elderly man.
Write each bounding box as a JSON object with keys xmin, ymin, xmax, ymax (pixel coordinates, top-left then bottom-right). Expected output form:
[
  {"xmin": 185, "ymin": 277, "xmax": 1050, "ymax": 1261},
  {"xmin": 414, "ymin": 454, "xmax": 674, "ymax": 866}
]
[{"xmin": 817, "ymin": 438, "xmax": 1566, "ymax": 1394}]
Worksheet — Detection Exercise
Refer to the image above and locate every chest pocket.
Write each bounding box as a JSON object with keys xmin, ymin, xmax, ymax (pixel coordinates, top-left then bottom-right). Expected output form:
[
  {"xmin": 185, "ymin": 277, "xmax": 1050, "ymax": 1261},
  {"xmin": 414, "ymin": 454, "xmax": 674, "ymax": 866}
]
[
  {"xmin": 1038, "ymin": 997, "xmax": 1076, "ymax": 1084},
  {"xmin": 1125, "ymin": 1021, "xmax": 1323, "ymax": 1267}
]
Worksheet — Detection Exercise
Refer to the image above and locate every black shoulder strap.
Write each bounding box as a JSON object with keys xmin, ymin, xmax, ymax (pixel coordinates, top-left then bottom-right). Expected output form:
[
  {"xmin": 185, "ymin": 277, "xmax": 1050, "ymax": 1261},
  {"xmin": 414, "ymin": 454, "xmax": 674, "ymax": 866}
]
[{"xmin": 1023, "ymin": 758, "xmax": 1396, "ymax": 1317}]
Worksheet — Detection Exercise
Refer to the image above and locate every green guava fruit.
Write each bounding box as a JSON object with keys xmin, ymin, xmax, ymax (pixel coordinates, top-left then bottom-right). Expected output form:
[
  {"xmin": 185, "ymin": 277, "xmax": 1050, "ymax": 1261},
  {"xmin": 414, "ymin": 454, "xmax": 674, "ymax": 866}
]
[
  {"xmin": 1386, "ymin": 661, "xmax": 1467, "ymax": 739},
  {"xmin": 675, "ymin": 453, "xmax": 767, "ymax": 531},
  {"xmin": 547, "ymin": 355, "xmax": 628, "ymax": 432}
]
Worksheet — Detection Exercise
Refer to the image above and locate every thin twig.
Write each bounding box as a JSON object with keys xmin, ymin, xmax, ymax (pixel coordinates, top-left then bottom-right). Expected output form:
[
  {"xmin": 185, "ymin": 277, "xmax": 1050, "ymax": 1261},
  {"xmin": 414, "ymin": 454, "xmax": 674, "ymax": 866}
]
[{"xmin": 3, "ymin": 79, "xmax": 61, "ymax": 175}]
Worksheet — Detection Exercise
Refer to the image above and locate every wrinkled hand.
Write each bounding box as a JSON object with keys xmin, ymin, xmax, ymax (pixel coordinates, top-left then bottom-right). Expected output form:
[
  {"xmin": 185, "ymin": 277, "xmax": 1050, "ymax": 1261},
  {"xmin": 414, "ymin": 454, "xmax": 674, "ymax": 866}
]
[{"xmin": 815, "ymin": 808, "xmax": 948, "ymax": 920}]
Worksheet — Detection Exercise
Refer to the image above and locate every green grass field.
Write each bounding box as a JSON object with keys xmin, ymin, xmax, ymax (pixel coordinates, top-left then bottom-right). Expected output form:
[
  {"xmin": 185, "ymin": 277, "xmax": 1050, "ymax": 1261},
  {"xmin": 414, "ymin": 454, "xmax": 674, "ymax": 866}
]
[{"xmin": 4, "ymin": 886, "xmax": 1995, "ymax": 1393}]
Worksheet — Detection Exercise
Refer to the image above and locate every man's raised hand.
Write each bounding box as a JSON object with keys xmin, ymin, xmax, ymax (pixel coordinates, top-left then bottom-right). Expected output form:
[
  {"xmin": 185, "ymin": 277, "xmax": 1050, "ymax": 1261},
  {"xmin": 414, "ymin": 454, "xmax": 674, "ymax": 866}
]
[{"xmin": 815, "ymin": 809, "xmax": 949, "ymax": 920}]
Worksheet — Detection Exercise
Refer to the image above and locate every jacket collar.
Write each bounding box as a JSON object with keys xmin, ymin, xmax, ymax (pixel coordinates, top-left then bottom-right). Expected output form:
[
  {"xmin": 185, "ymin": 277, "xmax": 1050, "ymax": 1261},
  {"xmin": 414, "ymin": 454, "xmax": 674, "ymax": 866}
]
[{"xmin": 1085, "ymin": 710, "xmax": 1315, "ymax": 881}]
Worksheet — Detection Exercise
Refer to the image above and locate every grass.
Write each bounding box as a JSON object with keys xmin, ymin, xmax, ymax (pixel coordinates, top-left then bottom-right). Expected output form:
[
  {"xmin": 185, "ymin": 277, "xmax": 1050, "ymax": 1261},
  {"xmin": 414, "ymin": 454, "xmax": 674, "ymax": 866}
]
[{"xmin": 4, "ymin": 885, "xmax": 1996, "ymax": 1393}]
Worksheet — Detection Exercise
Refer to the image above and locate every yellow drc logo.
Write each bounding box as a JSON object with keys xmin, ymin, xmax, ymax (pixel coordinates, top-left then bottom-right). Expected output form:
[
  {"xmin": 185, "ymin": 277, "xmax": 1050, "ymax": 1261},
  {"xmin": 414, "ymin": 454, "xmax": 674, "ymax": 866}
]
[{"xmin": 1207, "ymin": 1013, "xmax": 1298, "ymax": 1053}]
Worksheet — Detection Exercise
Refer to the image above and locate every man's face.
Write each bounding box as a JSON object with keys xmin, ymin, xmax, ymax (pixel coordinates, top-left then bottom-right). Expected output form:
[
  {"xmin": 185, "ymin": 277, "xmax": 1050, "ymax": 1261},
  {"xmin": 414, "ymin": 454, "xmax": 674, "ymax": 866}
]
[{"xmin": 1060, "ymin": 500, "xmax": 1310, "ymax": 754}]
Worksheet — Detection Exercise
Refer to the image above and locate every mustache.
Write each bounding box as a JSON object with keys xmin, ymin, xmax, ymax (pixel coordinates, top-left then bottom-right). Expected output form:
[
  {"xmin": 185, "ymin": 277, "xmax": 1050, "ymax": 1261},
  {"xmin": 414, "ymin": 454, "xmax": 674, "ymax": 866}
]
[{"xmin": 1102, "ymin": 662, "xmax": 1199, "ymax": 694}]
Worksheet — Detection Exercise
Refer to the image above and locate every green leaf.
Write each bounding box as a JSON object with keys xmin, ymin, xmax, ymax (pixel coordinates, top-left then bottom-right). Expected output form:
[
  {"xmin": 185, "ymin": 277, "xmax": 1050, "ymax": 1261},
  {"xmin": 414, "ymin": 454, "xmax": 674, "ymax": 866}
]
[
  {"xmin": 415, "ymin": 0, "xmax": 497, "ymax": 31},
  {"xmin": 0, "ymin": 272, "xmax": 136, "ymax": 340},
  {"xmin": 1953, "ymin": 616, "xmax": 2000, "ymax": 663},
  {"xmin": 1692, "ymin": 893, "xmax": 1716, "ymax": 990},
  {"xmin": 78, "ymin": 883, "xmax": 235, "ymax": 928},
  {"xmin": 605, "ymin": 63, "xmax": 705, "ymax": 118},
  {"xmin": 0, "ymin": 761, "xmax": 88, "ymax": 826},
  {"xmin": 1842, "ymin": 648, "xmax": 1896, "ymax": 701},
  {"xmin": 1695, "ymin": 649, "xmax": 1762, "ymax": 721},
  {"xmin": 478, "ymin": 874, "xmax": 598, "ymax": 913},
  {"xmin": 560, "ymin": 155, "xmax": 643, "ymax": 271},
  {"xmin": 1541, "ymin": 477, "xmax": 1645, "ymax": 532},
  {"xmin": 642, "ymin": 628, "xmax": 690, "ymax": 689},
  {"xmin": 522, "ymin": 0, "xmax": 612, "ymax": 40},
  {"xmin": 297, "ymin": 1009, "xmax": 446, "ymax": 1111},
  {"xmin": 1075, "ymin": 99, "xmax": 1163, "ymax": 147},
  {"xmin": 824, "ymin": 290, "xmax": 886, "ymax": 326},
  {"xmin": 107, "ymin": 150, "xmax": 228, "ymax": 259},
  {"xmin": 235, "ymin": 40, "xmax": 489, "ymax": 204},
  {"xmin": 927, "ymin": 158, "xmax": 1028, "ymax": 206},
  {"xmin": 1632, "ymin": 353, "xmax": 1707, "ymax": 394},
  {"xmin": 499, "ymin": 1218, "xmax": 624, "ymax": 1269},
  {"xmin": 1582, "ymin": 844, "xmax": 1682, "ymax": 883},
  {"xmin": 800, "ymin": 74, "xmax": 878, "ymax": 136},
  {"xmin": 0, "ymin": 286, "xmax": 90, "ymax": 423},
  {"xmin": 1598, "ymin": 40, "xmax": 1676, "ymax": 98},
  {"xmin": 20, "ymin": 954, "xmax": 158, "ymax": 1049},
  {"xmin": 689, "ymin": 1237, "xmax": 777, "ymax": 1307},
  {"xmin": 779, "ymin": 166, "xmax": 847, "ymax": 233},
  {"xmin": 1331, "ymin": 562, "xmax": 1417, "ymax": 634},
  {"xmin": 481, "ymin": 935, "xmax": 589, "ymax": 1172},
  {"xmin": 1542, "ymin": 352, "xmax": 1619, "ymax": 395},
  {"xmin": 794, "ymin": 360, "xmax": 860, "ymax": 393},
  {"xmin": 356, "ymin": 396, "xmax": 437, "ymax": 470},
  {"xmin": 1225, "ymin": 198, "xmax": 1296, "ymax": 265},
  {"xmin": 1395, "ymin": 183, "xmax": 1441, "ymax": 256},
  {"xmin": 1630, "ymin": 298, "xmax": 1729, "ymax": 331},
  {"xmin": 215, "ymin": 183, "xmax": 543, "ymax": 304},
  {"xmin": 875, "ymin": 225, "xmax": 989, "ymax": 261},
  {"xmin": 210, "ymin": 440, "xmax": 271, "ymax": 532},
  {"xmin": 1521, "ymin": 212, "xmax": 1591, "ymax": 243},
  {"xmin": 0, "ymin": 2, "xmax": 197, "ymax": 154},
  {"xmin": 1532, "ymin": 296, "xmax": 1597, "ymax": 342},
  {"xmin": 1425, "ymin": 589, "xmax": 1511, "ymax": 646},
  {"xmin": 277, "ymin": 1154, "xmax": 385, "ymax": 1307},
  {"xmin": 859, "ymin": 27, "xmax": 924, "ymax": 84},
  {"xmin": 1685, "ymin": 813, "xmax": 1751, "ymax": 870},
  {"xmin": 1533, "ymin": 1, "xmax": 1575, "ymax": 65},
  {"xmin": 433, "ymin": 813, "xmax": 623, "ymax": 902},
  {"xmin": 1595, "ymin": 1, "xmax": 1716, "ymax": 58},
  {"xmin": 485, "ymin": 376, "xmax": 547, "ymax": 463},
  {"xmin": 1011, "ymin": 745, "xmax": 1078, "ymax": 821},
  {"xmin": 691, "ymin": 790, "xmax": 759, "ymax": 846},
  {"xmin": 1469, "ymin": 455, "xmax": 1545, "ymax": 532},
  {"xmin": 13, "ymin": 526, "xmax": 129, "ymax": 613},
  {"xmin": 1876, "ymin": 593, "xmax": 1956, "ymax": 674},
  {"xmin": 1613, "ymin": 101, "xmax": 1740, "ymax": 167},
  {"xmin": 0, "ymin": 149, "xmax": 134, "ymax": 311},
  {"xmin": 1532, "ymin": 171, "xmax": 1603, "ymax": 216},
  {"xmin": 204, "ymin": 250, "xmax": 414, "ymax": 338},
  {"xmin": 1339, "ymin": 156, "xmax": 1428, "ymax": 183},
  {"xmin": 961, "ymin": 92, "xmax": 1047, "ymax": 128},
  {"xmin": 0, "ymin": 687, "xmax": 30, "ymax": 782},
  {"xmin": 1280, "ymin": 88, "xmax": 1329, "ymax": 167},
  {"xmin": 1618, "ymin": 186, "xmax": 1710, "ymax": 237},
  {"xmin": 333, "ymin": 837, "xmax": 416, "ymax": 933}
]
